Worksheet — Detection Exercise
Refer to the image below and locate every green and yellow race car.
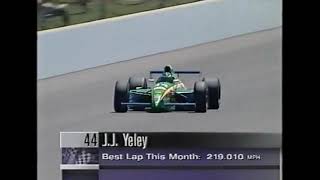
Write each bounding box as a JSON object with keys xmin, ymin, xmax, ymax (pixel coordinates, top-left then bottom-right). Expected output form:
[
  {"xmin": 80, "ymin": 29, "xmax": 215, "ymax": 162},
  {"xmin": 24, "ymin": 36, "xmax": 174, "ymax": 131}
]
[{"xmin": 113, "ymin": 65, "xmax": 221, "ymax": 112}]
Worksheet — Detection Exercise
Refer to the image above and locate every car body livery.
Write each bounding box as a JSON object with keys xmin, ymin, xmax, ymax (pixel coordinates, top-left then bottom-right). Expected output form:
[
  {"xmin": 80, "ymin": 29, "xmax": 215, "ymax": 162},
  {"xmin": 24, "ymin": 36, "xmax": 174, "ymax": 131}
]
[{"xmin": 113, "ymin": 65, "xmax": 221, "ymax": 112}]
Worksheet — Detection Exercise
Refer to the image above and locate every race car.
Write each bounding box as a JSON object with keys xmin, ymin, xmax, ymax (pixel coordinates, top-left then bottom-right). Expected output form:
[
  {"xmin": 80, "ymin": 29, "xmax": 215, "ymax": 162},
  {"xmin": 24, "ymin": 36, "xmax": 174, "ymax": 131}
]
[{"xmin": 113, "ymin": 65, "xmax": 221, "ymax": 112}]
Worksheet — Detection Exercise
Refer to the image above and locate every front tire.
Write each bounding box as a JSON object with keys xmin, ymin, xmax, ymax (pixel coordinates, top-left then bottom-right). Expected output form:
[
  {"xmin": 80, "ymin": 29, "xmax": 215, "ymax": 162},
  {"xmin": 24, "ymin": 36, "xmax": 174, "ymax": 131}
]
[
  {"xmin": 114, "ymin": 81, "xmax": 129, "ymax": 112},
  {"xmin": 194, "ymin": 81, "xmax": 207, "ymax": 112},
  {"xmin": 203, "ymin": 77, "xmax": 220, "ymax": 109}
]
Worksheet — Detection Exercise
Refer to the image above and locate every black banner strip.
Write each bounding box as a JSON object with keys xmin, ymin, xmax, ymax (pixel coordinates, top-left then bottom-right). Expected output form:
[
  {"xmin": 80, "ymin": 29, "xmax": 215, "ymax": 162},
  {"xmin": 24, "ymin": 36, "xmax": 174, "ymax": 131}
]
[{"xmin": 99, "ymin": 132, "xmax": 281, "ymax": 148}]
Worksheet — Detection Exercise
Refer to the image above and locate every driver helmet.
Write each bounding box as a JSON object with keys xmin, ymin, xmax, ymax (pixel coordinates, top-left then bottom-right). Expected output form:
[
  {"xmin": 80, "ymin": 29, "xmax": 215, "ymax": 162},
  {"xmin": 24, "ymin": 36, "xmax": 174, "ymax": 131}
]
[{"xmin": 164, "ymin": 65, "xmax": 173, "ymax": 73}]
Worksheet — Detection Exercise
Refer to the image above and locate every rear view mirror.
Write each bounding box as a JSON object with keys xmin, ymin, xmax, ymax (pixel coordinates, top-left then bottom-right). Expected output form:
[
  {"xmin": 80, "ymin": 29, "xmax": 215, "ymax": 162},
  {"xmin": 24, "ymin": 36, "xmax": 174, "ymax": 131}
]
[{"xmin": 148, "ymin": 79, "xmax": 155, "ymax": 82}]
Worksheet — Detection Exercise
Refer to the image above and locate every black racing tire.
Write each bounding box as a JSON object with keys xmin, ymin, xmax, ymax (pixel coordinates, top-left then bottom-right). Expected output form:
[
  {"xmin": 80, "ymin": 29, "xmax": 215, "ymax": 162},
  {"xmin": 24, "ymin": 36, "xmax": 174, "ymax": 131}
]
[
  {"xmin": 202, "ymin": 77, "xmax": 220, "ymax": 109},
  {"xmin": 128, "ymin": 77, "xmax": 147, "ymax": 90},
  {"xmin": 114, "ymin": 81, "xmax": 129, "ymax": 112},
  {"xmin": 194, "ymin": 81, "xmax": 207, "ymax": 112},
  {"xmin": 202, "ymin": 77, "xmax": 221, "ymax": 99}
]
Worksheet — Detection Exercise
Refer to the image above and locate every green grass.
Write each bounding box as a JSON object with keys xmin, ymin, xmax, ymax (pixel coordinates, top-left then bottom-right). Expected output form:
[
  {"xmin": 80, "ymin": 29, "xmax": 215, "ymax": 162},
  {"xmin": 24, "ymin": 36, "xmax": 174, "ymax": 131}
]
[
  {"xmin": 107, "ymin": 0, "xmax": 161, "ymax": 16},
  {"xmin": 38, "ymin": 0, "xmax": 201, "ymax": 31}
]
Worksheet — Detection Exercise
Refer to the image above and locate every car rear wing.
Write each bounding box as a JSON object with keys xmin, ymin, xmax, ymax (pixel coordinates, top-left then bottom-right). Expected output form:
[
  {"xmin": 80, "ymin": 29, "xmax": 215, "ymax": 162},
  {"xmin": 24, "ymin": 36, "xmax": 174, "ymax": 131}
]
[{"xmin": 149, "ymin": 70, "xmax": 201, "ymax": 78}]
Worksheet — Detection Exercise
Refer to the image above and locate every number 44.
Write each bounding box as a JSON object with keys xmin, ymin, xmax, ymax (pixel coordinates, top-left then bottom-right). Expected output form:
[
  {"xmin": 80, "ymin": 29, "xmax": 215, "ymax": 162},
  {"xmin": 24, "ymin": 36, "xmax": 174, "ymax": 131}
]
[{"xmin": 84, "ymin": 133, "xmax": 97, "ymax": 147}]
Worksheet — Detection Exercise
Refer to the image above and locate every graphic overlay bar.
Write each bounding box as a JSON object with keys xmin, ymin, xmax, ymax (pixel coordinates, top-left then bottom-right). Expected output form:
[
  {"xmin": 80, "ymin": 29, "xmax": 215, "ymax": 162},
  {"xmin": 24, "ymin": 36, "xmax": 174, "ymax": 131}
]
[
  {"xmin": 60, "ymin": 132, "xmax": 99, "ymax": 148},
  {"xmin": 60, "ymin": 132, "xmax": 100, "ymax": 180},
  {"xmin": 98, "ymin": 132, "xmax": 281, "ymax": 148},
  {"xmin": 60, "ymin": 132, "xmax": 281, "ymax": 180},
  {"xmin": 99, "ymin": 148, "xmax": 279, "ymax": 169}
]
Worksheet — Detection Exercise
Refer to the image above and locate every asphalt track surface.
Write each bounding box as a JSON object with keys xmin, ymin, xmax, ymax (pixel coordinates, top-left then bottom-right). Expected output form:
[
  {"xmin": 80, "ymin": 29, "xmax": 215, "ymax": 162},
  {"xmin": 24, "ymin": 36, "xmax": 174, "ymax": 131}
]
[{"xmin": 37, "ymin": 27, "xmax": 282, "ymax": 180}]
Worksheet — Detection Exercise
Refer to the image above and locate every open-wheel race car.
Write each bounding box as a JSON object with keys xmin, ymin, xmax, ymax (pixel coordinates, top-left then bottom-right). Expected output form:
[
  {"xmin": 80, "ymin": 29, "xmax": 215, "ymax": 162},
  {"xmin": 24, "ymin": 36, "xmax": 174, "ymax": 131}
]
[{"xmin": 113, "ymin": 65, "xmax": 221, "ymax": 112}]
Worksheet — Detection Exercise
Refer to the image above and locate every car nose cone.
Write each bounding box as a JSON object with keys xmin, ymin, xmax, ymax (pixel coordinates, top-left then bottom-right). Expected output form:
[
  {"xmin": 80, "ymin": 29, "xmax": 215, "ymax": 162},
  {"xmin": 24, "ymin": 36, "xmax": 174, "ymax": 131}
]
[{"xmin": 153, "ymin": 94, "xmax": 162, "ymax": 107}]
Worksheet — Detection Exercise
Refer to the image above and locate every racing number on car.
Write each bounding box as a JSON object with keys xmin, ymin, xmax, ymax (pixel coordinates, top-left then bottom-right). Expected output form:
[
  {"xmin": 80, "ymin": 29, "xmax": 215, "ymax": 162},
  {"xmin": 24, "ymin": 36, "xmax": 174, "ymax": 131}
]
[{"xmin": 84, "ymin": 133, "xmax": 97, "ymax": 147}]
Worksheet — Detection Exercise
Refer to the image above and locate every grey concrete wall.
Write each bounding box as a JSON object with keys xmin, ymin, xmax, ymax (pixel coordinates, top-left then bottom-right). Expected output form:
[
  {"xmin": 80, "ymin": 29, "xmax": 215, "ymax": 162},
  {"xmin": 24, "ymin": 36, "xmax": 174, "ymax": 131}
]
[{"xmin": 37, "ymin": 0, "xmax": 282, "ymax": 79}]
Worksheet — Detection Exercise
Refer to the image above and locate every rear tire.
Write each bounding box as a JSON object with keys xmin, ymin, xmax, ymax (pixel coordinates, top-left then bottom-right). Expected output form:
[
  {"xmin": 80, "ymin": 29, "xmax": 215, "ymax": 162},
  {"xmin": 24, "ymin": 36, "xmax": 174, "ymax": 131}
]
[
  {"xmin": 194, "ymin": 81, "xmax": 207, "ymax": 112},
  {"xmin": 128, "ymin": 77, "xmax": 147, "ymax": 111},
  {"xmin": 128, "ymin": 77, "xmax": 147, "ymax": 90},
  {"xmin": 202, "ymin": 77, "xmax": 220, "ymax": 109},
  {"xmin": 114, "ymin": 81, "xmax": 129, "ymax": 112}
]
